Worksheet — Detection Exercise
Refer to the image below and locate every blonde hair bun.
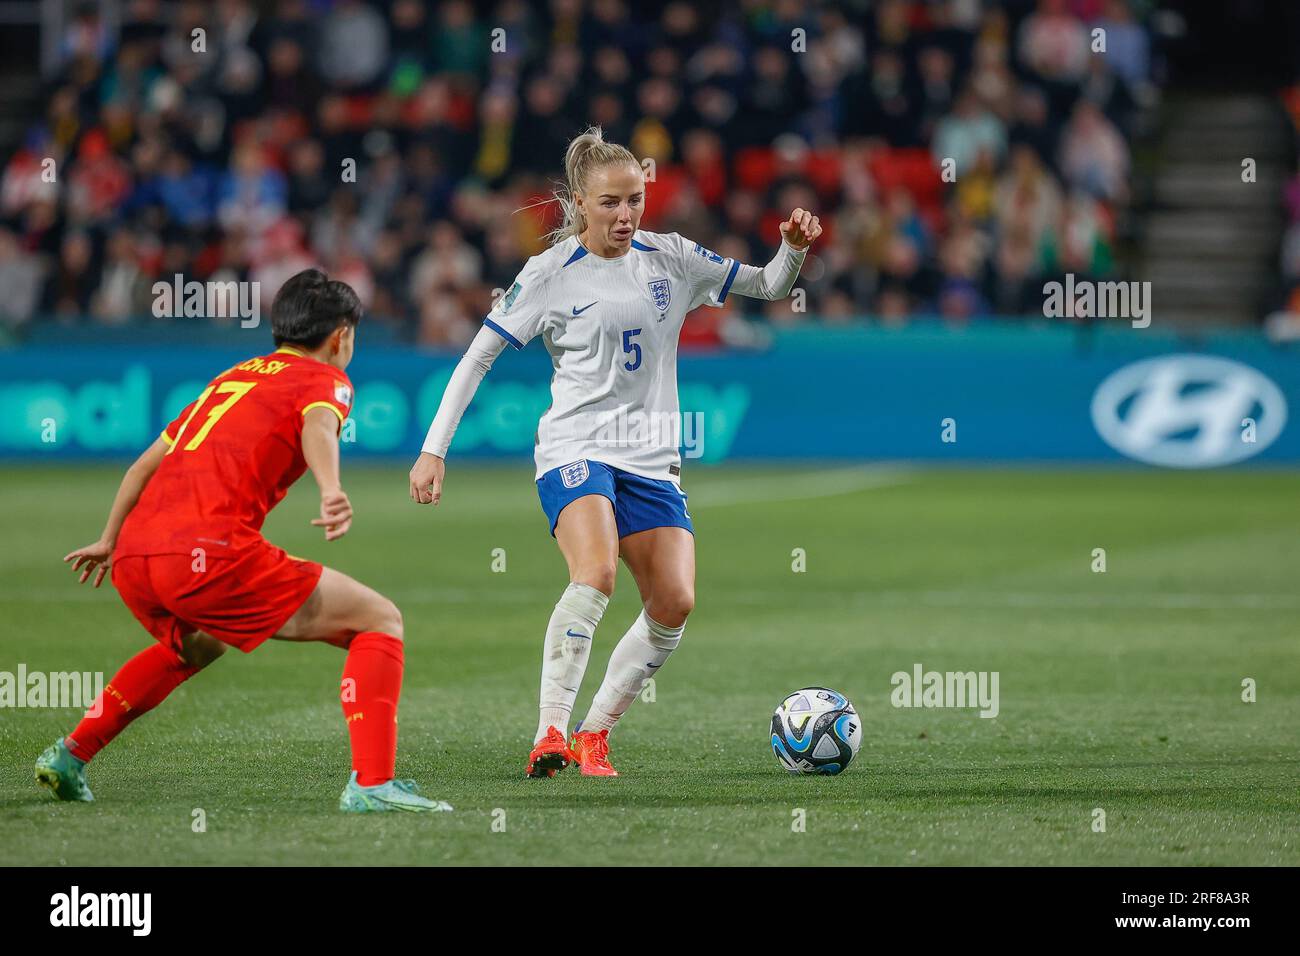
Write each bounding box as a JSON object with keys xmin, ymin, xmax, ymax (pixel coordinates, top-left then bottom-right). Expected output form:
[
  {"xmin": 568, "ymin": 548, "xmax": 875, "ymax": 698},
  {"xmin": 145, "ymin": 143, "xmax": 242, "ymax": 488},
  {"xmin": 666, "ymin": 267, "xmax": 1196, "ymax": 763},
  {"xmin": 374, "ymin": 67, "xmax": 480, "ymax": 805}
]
[{"xmin": 546, "ymin": 126, "xmax": 640, "ymax": 246}]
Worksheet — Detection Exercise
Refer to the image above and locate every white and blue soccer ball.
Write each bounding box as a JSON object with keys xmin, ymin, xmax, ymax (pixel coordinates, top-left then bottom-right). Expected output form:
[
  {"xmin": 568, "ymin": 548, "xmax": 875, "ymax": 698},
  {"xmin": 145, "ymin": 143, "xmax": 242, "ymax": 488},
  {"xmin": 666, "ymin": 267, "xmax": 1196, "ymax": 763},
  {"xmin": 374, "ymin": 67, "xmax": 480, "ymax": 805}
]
[{"xmin": 770, "ymin": 687, "xmax": 862, "ymax": 775}]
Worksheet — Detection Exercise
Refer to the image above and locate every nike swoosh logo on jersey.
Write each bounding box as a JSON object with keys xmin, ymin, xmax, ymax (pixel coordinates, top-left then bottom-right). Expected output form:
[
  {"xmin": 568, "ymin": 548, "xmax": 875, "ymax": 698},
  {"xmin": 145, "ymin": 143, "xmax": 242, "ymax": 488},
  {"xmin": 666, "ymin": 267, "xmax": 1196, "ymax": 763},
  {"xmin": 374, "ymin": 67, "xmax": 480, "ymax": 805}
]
[
  {"xmin": 571, "ymin": 302, "xmax": 598, "ymax": 315},
  {"xmin": 565, "ymin": 629, "xmax": 591, "ymax": 640}
]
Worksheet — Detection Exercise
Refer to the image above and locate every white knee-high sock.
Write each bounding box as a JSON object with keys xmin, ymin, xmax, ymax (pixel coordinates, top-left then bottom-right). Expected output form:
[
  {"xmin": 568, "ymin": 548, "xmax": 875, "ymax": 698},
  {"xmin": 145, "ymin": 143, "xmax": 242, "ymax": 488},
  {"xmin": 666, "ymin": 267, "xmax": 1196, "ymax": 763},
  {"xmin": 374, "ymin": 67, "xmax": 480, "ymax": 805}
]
[
  {"xmin": 536, "ymin": 582, "xmax": 609, "ymax": 743},
  {"xmin": 581, "ymin": 610, "xmax": 683, "ymax": 735}
]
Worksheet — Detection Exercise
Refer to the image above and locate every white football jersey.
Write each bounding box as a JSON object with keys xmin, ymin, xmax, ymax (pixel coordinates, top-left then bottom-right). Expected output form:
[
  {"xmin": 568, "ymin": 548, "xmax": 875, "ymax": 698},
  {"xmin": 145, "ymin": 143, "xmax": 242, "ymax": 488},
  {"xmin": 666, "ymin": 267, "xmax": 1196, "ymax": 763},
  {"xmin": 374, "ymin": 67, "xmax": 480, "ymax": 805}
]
[{"xmin": 484, "ymin": 229, "xmax": 739, "ymax": 482}]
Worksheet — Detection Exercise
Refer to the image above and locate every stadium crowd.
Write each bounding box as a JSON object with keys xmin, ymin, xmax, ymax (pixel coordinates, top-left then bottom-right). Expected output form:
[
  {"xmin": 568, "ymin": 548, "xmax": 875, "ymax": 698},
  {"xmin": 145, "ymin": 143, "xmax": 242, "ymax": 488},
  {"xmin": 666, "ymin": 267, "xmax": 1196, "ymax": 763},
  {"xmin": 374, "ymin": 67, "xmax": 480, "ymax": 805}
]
[{"xmin": 0, "ymin": 0, "xmax": 1156, "ymax": 346}]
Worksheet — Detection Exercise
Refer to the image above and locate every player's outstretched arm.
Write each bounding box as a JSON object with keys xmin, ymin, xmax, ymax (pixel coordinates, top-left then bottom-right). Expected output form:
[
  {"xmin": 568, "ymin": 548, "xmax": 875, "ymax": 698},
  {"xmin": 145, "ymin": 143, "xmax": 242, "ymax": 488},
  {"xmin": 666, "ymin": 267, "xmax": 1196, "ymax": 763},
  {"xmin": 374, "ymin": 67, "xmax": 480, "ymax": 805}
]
[
  {"xmin": 410, "ymin": 325, "xmax": 507, "ymax": 506},
  {"xmin": 302, "ymin": 404, "xmax": 353, "ymax": 541},
  {"xmin": 64, "ymin": 435, "xmax": 169, "ymax": 587},
  {"xmin": 725, "ymin": 207, "xmax": 823, "ymax": 301}
]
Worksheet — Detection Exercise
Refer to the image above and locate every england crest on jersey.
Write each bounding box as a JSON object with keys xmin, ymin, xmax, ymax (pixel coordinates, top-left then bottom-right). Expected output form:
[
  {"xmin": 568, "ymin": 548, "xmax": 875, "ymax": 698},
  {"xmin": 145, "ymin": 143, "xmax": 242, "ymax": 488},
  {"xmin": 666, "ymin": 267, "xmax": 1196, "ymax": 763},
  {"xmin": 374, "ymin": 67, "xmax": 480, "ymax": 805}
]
[
  {"xmin": 560, "ymin": 459, "xmax": 589, "ymax": 488},
  {"xmin": 648, "ymin": 278, "xmax": 671, "ymax": 312}
]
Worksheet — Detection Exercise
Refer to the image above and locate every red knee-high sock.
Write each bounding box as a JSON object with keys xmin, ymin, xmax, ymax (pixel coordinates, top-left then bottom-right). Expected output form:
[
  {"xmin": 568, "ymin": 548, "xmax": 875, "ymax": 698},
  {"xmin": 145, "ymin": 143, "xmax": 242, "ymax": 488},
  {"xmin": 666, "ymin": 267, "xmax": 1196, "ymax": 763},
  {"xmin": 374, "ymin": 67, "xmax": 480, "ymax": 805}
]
[
  {"xmin": 341, "ymin": 632, "xmax": 404, "ymax": 786},
  {"xmin": 65, "ymin": 644, "xmax": 200, "ymax": 762}
]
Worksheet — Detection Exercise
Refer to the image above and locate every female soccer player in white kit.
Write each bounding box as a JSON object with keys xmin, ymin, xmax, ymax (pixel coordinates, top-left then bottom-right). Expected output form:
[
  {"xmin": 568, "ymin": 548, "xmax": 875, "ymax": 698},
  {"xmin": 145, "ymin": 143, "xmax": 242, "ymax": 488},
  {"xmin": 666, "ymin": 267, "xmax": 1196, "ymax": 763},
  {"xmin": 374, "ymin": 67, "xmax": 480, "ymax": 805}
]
[{"xmin": 409, "ymin": 127, "xmax": 821, "ymax": 777}]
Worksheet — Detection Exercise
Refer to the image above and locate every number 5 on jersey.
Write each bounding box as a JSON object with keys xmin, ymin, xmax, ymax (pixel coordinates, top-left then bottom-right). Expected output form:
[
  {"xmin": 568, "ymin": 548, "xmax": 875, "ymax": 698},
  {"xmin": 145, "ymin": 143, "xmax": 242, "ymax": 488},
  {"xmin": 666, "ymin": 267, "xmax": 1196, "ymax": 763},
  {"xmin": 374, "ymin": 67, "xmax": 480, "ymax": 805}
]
[
  {"xmin": 622, "ymin": 328, "xmax": 642, "ymax": 372},
  {"xmin": 167, "ymin": 381, "xmax": 259, "ymax": 453}
]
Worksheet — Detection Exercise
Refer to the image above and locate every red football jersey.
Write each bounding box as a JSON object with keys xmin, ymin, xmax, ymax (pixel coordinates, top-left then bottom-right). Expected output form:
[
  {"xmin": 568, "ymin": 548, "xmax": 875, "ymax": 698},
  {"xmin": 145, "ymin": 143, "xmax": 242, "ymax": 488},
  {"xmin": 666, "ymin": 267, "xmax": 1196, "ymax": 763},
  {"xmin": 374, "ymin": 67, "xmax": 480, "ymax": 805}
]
[{"xmin": 115, "ymin": 346, "xmax": 354, "ymax": 560}]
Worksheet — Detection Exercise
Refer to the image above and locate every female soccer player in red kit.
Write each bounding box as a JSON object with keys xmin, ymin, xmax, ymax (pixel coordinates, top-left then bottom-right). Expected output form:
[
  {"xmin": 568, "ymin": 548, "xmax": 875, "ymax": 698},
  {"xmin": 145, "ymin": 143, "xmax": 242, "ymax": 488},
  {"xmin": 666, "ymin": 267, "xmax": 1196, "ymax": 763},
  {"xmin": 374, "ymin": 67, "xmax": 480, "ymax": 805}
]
[{"xmin": 39, "ymin": 269, "xmax": 449, "ymax": 813}]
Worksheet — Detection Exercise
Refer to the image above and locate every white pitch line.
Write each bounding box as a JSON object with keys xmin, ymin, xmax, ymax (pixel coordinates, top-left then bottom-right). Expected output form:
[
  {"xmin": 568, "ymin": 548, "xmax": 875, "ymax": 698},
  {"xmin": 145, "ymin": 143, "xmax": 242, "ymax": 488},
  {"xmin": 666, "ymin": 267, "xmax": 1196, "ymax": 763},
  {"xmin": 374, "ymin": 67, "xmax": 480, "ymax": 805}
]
[
  {"xmin": 722, "ymin": 590, "xmax": 1300, "ymax": 611},
  {"xmin": 6, "ymin": 587, "xmax": 1298, "ymax": 612},
  {"xmin": 685, "ymin": 465, "xmax": 914, "ymax": 507},
  {"xmin": 375, "ymin": 464, "xmax": 915, "ymax": 519}
]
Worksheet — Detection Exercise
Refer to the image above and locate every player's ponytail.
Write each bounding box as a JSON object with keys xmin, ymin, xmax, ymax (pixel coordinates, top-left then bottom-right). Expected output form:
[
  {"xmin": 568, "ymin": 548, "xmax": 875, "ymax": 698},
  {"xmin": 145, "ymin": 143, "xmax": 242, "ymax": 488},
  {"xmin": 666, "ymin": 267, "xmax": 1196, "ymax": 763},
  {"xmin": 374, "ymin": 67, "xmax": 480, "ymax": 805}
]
[{"xmin": 543, "ymin": 126, "xmax": 640, "ymax": 246}]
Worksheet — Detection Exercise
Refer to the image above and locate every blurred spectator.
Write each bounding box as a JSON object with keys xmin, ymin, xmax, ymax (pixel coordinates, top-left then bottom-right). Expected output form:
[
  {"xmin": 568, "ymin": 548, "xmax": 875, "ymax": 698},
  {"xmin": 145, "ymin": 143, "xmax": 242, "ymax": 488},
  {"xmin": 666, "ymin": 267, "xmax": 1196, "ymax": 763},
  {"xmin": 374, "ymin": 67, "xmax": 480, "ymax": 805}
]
[
  {"xmin": 317, "ymin": 0, "xmax": 390, "ymax": 90},
  {"xmin": 1058, "ymin": 101, "xmax": 1130, "ymax": 202},
  {"xmin": 1094, "ymin": 0, "xmax": 1151, "ymax": 89},
  {"xmin": 932, "ymin": 90, "xmax": 1007, "ymax": 179},
  {"xmin": 217, "ymin": 143, "xmax": 287, "ymax": 236},
  {"xmin": 59, "ymin": 2, "xmax": 113, "ymax": 67},
  {"xmin": 155, "ymin": 149, "xmax": 216, "ymax": 228},
  {"xmin": 0, "ymin": 227, "xmax": 45, "ymax": 329},
  {"xmin": 1018, "ymin": 0, "xmax": 1091, "ymax": 86},
  {"xmin": 66, "ymin": 130, "xmax": 131, "ymax": 225},
  {"xmin": 2, "ymin": 138, "xmax": 60, "ymax": 216},
  {"xmin": 92, "ymin": 228, "xmax": 152, "ymax": 323},
  {"xmin": 42, "ymin": 231, "xmax": 98, "ymax": 318},
  {"xmin": 996, "ymin": 146, "xmax": 1062, "ymax": 245}
]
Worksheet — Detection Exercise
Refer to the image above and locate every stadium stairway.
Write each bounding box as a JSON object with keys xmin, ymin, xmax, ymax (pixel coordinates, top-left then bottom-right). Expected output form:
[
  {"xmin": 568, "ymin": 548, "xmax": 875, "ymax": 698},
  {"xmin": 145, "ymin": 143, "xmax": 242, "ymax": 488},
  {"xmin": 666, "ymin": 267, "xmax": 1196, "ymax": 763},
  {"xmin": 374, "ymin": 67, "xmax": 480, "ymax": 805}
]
[
  {"xmin": 0, "ymin": 73, "xmax": 41, "ymax": 156},
  {"xmin": 0, "ymin": 13, "xmax": 40, "ymax": 157},
  {"xmin": 1138, "ymin": 93, "xmax": 1290, "ymax": 328}
]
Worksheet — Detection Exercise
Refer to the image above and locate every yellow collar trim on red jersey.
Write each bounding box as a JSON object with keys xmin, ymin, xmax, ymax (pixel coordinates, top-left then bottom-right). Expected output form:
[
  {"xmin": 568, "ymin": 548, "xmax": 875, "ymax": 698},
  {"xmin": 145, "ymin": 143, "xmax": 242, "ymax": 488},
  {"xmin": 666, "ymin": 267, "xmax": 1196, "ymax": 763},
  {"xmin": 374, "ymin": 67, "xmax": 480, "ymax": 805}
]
[{"xmin": 275, "ymin": 346, "xmax": 306, "ymax": 357}]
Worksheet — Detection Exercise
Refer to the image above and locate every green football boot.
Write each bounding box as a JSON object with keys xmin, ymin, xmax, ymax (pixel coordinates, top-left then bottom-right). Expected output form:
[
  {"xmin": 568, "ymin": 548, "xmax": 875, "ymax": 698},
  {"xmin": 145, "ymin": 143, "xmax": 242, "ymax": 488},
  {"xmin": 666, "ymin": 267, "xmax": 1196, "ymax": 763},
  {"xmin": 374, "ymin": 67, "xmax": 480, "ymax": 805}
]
[
  {"xmin": 338, "ymin": 773, "xmax": 452, "ymax": 813},
  {"xmin": 34, "ymin": 739, "xmax": 95, "ymax": 802}
]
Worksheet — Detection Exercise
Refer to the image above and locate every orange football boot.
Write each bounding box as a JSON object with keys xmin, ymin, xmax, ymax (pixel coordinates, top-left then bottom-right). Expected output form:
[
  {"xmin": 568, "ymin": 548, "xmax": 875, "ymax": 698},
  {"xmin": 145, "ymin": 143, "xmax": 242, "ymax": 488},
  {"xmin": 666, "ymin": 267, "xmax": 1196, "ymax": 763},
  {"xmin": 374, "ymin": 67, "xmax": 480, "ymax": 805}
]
[
  {"xmin": 570, "ymin": 728, "xmax": 619, "ymax": 777},
  {"xmin": 525, "ymin": 725, "xmax": 572, "ymax": 778}
]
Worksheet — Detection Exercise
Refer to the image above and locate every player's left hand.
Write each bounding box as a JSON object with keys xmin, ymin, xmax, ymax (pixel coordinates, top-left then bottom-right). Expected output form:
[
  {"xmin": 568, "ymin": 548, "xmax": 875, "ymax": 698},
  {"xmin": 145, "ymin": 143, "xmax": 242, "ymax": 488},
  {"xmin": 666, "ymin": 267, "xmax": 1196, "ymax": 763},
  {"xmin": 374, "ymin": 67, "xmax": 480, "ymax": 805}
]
[
  {"xmin": 64, "ymin": 539, "xmax": 113, "ymax": 588},
  {"xmin": 312, "ymin": 489, "xmax": 353, "ymax": 541},
  {"xmin": 780, "ymin": 208, "xmax": 822, "ymax": 250},
  {"xmin": 409, "ymin": 452, "xmax": 445, "ymax": 506}
]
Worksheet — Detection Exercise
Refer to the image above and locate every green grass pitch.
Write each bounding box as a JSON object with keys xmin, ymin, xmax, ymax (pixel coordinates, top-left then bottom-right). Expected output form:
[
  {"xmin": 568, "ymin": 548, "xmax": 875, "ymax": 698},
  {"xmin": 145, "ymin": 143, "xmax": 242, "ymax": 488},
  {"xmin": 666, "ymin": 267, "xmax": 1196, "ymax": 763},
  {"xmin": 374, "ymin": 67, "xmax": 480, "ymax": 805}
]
[{"xmin": 1, "ymin": 463, "xmax": 1297, "ymax": 866}]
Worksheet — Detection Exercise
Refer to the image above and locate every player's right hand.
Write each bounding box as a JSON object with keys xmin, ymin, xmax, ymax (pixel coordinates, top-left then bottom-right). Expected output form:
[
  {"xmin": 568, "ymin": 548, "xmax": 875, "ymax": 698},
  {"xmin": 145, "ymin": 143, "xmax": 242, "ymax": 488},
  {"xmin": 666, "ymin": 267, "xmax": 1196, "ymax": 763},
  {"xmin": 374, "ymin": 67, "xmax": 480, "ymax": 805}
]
[
  {"xmin": 64, "ymin": 539, "xmax": 113, "ymax": 588},
  {"xmin": 312, "ymin": 489, "xmax": 353, "ymax": 541},
  {"xmin": 409, "ymin": 452, "xmax": 445, "ymax": 506},
  {"xmin": 780, "ymin": 207, "xmax": 822, "ymax": 250}
]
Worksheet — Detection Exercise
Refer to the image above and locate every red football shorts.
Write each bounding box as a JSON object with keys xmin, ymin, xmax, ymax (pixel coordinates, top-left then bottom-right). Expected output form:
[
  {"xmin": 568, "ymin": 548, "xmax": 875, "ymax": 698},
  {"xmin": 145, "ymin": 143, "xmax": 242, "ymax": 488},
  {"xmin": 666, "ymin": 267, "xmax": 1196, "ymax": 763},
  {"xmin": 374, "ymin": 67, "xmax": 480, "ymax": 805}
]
[{"xmin": 111, "ymin": 541, "xmax": 323, "ymax": 654}]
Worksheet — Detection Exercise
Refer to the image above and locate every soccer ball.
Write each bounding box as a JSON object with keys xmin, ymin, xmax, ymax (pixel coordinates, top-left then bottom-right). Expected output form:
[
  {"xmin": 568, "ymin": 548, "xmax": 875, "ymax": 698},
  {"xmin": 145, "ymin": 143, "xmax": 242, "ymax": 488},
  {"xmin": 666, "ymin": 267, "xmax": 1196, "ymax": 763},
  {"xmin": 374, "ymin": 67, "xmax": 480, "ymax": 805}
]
[{"xmin": 770, "ymin": 687, "xmax": 862, "ymax": 775}]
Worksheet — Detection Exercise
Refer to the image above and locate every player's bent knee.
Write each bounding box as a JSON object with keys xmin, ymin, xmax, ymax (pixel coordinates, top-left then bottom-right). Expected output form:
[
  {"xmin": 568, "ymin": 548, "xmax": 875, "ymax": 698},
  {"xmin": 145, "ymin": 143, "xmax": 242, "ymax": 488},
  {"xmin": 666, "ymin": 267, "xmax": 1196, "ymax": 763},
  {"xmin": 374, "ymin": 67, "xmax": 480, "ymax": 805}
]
[
  {"xmin": 650, "ymin": 588, "xmax": 694, "ymax": 627},
  {"xmin": 370, "ymin": 597, "xmax": 404, "ymax": 641},
  {"xmin": 574, "ymin": 564, "xmax": 617, "ymax": 597}
]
